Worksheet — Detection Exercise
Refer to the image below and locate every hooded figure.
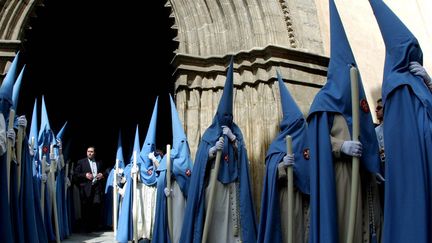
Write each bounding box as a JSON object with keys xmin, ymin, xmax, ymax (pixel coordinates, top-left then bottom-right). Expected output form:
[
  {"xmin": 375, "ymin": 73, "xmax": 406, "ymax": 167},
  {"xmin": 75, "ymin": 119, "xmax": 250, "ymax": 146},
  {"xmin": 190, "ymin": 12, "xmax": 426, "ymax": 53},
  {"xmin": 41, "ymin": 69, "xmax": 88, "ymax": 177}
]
[
  {"xmin": 180, "ymin": 58, "xmax": 257, "ymax": 243},
  {"xmin": 27, "ymin": 98, "xmax": 49, "ymax": 243},
  {"xmin": 12, "ymin": 65, "xmax": 45, "ymax": 243},
  {"xmin": 369, "ymin": 1, "xmax": 432, "ymax": 242},
  {"xmin": 307, "ymin": 1, "xmax": 382, "ymax": 242},
  {"xmin": 257, "ymin": 72, "xmax": 310, "ymax": 243},
  {"xmin": 0, "ymin": 52, "xmax": 19, "ymax": 243},
  {"xmin": 38, "ymin": 96, "xmax": 58, "ymax": 241},
  {"xmin": 117, "ymin": 125, "xmax": 141, "ymax": 242},
  {"xmin": 104, "ymin": 130, "xmax": 125, "ymax": 227},
  {"xmin": 153, "ymin": 94, "xmax": 194, "ymax": 243},
  {"xmin": 135, "ymin": 97, "xmax": 160, "ymax": 241},
  {"xmin": 54, "ymin": 121, "xmax": 70, "ymax": 239}
]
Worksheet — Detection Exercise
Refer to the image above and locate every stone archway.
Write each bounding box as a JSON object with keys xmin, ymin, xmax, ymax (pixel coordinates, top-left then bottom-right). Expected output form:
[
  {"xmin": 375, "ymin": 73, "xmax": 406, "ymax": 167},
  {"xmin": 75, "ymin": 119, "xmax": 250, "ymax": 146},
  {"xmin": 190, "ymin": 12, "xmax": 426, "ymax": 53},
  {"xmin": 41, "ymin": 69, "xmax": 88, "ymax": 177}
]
[{"xmin": 0, "ymin": 0, "xmax": 43, "ymax": 76}]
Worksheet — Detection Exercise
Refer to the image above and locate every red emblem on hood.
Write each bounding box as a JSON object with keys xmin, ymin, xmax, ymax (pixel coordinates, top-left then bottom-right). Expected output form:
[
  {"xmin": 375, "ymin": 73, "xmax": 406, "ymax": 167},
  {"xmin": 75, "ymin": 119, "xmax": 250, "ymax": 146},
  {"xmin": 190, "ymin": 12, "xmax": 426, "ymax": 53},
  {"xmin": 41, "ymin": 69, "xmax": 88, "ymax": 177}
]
[{"xmin": 185, "ymin": 169, "xmax": 191, "ymax": 177}]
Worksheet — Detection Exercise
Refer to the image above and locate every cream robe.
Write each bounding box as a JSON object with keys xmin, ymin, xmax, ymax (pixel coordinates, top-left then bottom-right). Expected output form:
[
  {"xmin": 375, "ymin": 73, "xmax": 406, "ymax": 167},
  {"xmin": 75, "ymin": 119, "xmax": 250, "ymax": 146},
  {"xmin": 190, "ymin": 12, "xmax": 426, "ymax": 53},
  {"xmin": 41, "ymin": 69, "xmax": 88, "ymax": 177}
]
[{"xmin": 331, "ymin": 114, "xmax": 382, "ymax": 243}]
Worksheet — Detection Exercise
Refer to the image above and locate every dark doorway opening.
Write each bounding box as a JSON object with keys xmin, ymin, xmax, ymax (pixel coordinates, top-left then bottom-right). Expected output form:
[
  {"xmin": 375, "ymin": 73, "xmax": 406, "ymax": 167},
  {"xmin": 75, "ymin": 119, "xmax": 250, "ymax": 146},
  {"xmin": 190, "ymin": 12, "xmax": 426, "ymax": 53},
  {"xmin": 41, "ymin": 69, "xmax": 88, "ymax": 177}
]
[{"xmin": 18, "ymin": 0, "xmax": 177, "ymax": 168}]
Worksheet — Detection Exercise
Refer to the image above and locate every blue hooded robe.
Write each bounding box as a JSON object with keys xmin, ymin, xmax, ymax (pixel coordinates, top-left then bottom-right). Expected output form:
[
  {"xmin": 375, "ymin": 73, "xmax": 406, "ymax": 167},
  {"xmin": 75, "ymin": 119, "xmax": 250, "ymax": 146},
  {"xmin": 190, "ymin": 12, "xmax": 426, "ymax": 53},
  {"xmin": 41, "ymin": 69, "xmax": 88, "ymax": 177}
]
[
  {"xmin": 307, "ymin": 1, "xmax": 380, "ymax": 242},
  {"xmin": 152, "ymin": 94, "xmax": 193, "ymax": 243},
  {"xmin": 12, "ymin": 65, "xmax": 44, "ymax": 243},
  {"xmin": 28, "ymin": 98, "xmax": 49, "ymax": 243},
  {"xmin": 105, "ymin": 130, "xmax": 125, "ymax": 227},
  {"xmin": 180, "ymin": 58, "xmax": 257, "ymax": 243},
  {"xmin": 117, "ymin": 126, "xmax": 141, "ymax": 243},
  {"xmin": 38, "ymin": 96, "xmax": 57, "ymax": 241},
  {"xmin": 0, "ymin": 51, "xmax": 19, "ymax": 243},
  {"xmin": 54, "ymin": 121, "xmax": 70, "ymax": 239},
  {"xmin": 369, "ymin": 1, "xmax": 432, "ymax": 242},
  {"xmin": 257, "ymin": 72, "xmax": 310, "ymax": 243},
  {"xmin": 9, "ymin": 63, "xmax": 26, "ymax": 243}
]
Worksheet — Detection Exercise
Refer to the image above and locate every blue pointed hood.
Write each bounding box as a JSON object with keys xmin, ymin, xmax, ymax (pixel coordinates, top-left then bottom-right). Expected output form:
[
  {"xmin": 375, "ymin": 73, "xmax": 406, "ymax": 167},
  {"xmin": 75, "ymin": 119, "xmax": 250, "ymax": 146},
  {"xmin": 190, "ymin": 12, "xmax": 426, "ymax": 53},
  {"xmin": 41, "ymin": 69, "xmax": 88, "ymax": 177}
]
[
  {"xmin": 201, "ymin": 57, "xmax": 238, "ymax": 144},
  {"xmin": 167, "ymin": 93, "xmax": 193, "ymax": 194},
  {"xmin": 308, "ymin": 0, "xmax": 357, "ymax": 117},
  {"xmin": 116, "ymin": 130, "xmax": 125, "ymax": 169},
  {"xmin": 29, "ymin": 98, "xmax": 38, "ymax": 149},
  {"xmin": 0, "ymin": 51, "xmax": 20, "ymax": 115},
  {"xmin": 138, "ymin": 97, "xmax": 159, "ymax": 185},
  {"xmin": 130, "ymin": 125, "xmax": 140, "ymax": 165},
  {"xmin": 139, "ymin": 97, "xmax": 158, "ymax": 167},
  {"xmin": 266, "ymin": 71, "xmax": 310, "ymax": 193},
  {"xmin": 56, "ymin": 121, "xmax": 68, "ymax": 142},
  {"xmin": 369, "ymin": 0, "xmax": 419, "ymax": 53},
  {"xmin": 38, "ymin": 96, "xmax": 55, "ymax": 160},
  {"xmin": 277, "ymin": 71, "xmax": 303, "ymax": 130},
  {"xmin": 308, "ymin": 0, "xmax": 379, "ymax": 173},
  {"xmin": 53, "ymin": 121, "xmax": 68, "ymax": 159},
  {"xmin": 369, "ymin": 0, "xmax": 425, "ymax": 105},
  {"xmin": 12, "ymin": 65, "xmax": 25, "ymax": 111},
  {"xmin": 201, "ymin": 56, "xmax": 244, "ymax": 184},
  {"xmin": 170, "ymin": 94, "xmax": 187, "ymax": 149},
  {"xmin": 38, "ymin": 96, "xmax": 52, "ymax": 139},
  {"xmin": 215, "ymin": 57, "xmax": 234, "ymax": 127}
]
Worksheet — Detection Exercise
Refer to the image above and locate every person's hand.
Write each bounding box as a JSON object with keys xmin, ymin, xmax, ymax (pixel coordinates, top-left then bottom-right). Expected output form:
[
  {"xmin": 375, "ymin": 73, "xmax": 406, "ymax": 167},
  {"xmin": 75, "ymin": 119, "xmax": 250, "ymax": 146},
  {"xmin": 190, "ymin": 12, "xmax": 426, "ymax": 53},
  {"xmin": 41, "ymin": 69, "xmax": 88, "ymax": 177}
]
[
  {"xmin": 56, "ymin": 139, "xmax": 62, "ymax": 150},
  {"xmin": 65, "ymin": 177, "xmax": 71, "ymax": 187},
  {"xmin": 409, "ymin": 61, "xmax": 432, "ymax": 88},
  {"xmin": 222, "ymin": 126, "xmax": 236, "ymax": 141},
  {"xmin": 7, "ymin": 128, "xmax": 15, "ymax": 144},
  {"xmin": 341, "ymin": 141, "xmax": 363, "ymax": 157},
  {"xmin": 41, "ymin": 173, "xmax": 48, "ymax": 183},
  {"xmin": 376, "ymin": 173, "xmax": 385, "ymax": 184},
  {"xmin": 49, "ymin": 151, "xmax": 56, "ymax": 161},
  {"xmin": 164, "ymin": 187, "xmax": 173, "ymax": 197},
  {"xmin": 131, "ymin": 165, "xmax": 139, "ymax": 175},
  {"xmin": 284, "ymin": 153, "xmax": 294, "ymax": 166},
  {"xmin": 86, "ymin": 172, "xmax": 93, "ymax": 180},
  {"xmin": 29, "ymin": 144, "xmax": 35, "ymax": 156},
  {"xmin": 17, "ymin": 115, "xmax": 27, "ymax": 127},
  {"xmin": 96, "ymin": 173, "xmax": 104, "ymax": 180},
  {"xmin": 148, "ymin": 152, "xmax": 157, "ymax": 162},
  {"xmin": 118, "ymin": 186, "xmax": 125, "ymax": 197},
  {"xmin": 209, "ymin": 139, "xmax": 224, "ymax": 157},
  {"xmin": 278, "ymin": 154, "xmax": 294, "ymax": 170}
]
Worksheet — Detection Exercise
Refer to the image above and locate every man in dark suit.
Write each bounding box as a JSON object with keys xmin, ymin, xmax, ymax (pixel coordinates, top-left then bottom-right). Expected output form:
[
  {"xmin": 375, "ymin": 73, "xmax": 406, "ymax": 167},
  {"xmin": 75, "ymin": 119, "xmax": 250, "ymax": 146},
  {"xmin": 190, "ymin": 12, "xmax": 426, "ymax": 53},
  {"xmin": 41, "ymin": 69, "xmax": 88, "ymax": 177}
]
[{"xmin": 74, "ymin": 146, "xmax": 106, "ymax": 232}]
